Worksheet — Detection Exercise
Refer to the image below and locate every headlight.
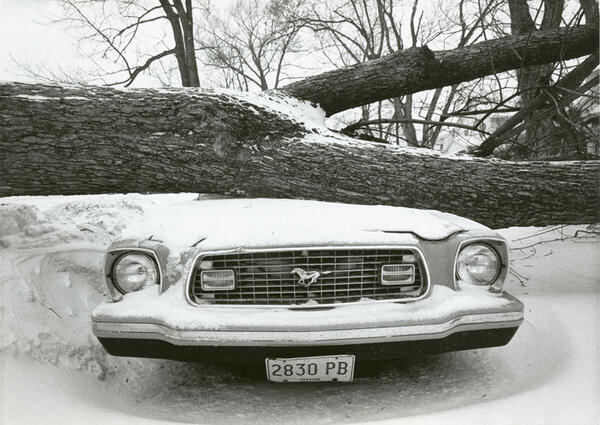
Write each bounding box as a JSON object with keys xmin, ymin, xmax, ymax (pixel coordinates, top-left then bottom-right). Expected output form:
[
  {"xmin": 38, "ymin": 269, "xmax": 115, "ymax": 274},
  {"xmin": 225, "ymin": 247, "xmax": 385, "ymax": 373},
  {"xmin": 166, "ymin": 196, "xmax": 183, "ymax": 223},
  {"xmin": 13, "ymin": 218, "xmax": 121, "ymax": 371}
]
[
  {"xmin": 456, "ymin": 243, "xmax": 500, "ymax": 285},
  {"xmin": 112, "ymin": 253, "xmax": 159, "ymax": 293}
]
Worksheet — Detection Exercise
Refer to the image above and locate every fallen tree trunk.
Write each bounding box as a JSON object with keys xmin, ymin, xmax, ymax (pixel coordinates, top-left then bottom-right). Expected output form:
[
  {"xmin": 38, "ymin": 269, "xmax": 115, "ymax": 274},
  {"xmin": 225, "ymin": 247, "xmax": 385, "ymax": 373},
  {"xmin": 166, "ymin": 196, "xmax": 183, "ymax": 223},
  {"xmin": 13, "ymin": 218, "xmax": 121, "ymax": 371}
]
[
  {"xmin": 282, "ymin": 25, "xmax": 599, "ymax": 115},
  {"xmin": 1, "ymin": 82, "xmax": 598, "ymax": 228}
]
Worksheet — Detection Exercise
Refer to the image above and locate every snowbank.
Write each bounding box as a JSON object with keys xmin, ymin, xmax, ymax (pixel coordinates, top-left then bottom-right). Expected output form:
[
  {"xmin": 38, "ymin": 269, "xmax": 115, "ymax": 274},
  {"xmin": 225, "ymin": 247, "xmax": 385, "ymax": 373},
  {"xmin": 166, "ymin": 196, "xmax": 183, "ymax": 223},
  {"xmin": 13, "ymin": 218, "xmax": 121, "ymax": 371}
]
[
  {"xmin": 0, "ymin": 194, "xmax": 198, "ymax": 378},
  {"xmin": 1, "ymin": 194, "xmax": 598, "ymax": 424}
]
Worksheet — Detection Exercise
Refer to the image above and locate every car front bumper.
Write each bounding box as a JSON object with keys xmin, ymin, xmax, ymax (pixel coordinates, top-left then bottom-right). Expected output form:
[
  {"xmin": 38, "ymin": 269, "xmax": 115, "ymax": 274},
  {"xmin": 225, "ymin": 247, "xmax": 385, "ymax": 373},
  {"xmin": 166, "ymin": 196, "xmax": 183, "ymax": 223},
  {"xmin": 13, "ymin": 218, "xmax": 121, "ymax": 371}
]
[{"xmin": 92, "ymin": 284, "xmax": 524, "ymax": 363}]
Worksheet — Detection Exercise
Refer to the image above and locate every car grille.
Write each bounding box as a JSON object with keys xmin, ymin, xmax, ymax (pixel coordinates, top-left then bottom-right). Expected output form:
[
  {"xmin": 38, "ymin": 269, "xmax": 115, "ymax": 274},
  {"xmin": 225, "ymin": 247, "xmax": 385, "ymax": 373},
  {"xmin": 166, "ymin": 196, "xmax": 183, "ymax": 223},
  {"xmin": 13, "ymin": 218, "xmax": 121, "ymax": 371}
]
[{"xmin": 190, "ymin": 248, "xmax": 428, "ymax": 306}]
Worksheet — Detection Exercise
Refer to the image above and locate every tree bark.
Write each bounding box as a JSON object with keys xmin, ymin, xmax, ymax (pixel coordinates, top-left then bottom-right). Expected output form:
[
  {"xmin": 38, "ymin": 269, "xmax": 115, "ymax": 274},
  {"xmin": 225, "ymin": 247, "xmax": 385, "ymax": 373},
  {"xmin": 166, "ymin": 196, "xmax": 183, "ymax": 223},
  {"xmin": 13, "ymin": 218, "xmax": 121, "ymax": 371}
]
[
  {"xmin": 508, "ymin": 0, "xmax": 566, "ymax": 159},
  {"xmin": 173, "ymin": 0, "xmax": 200, "ymax": 87},
  {"xmin": 1, "ymin": 82, "xmax": 598, "ymax": 229},
  {"xmin": 281, "ymin": 25, "xmax": 598, "ymax": 115},
  {"xmin": 580, "ymin": 0, "xmax": 599, "ymax": 25},
  {"xmin": 159, "ymin": 0, "xmax": 200, "ymax": 87}
]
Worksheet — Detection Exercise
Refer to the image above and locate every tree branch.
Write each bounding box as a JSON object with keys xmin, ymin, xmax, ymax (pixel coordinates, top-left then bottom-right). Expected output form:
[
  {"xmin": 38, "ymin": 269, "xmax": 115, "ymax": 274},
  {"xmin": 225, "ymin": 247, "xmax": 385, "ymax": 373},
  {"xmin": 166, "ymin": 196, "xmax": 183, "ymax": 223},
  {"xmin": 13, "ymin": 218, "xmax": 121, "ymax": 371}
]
[
  {"xmin": 472, "ymin": 51, "xmax": 599, "ymax": 156},
  {"xmin": 281, "ymin": 25, "xmax": 599, "ymax": 115},
  {"xmin": 342, "ymin": 118, "xmax": 491, "ymax": 135},
  {"xmin": 120, "ymin": 49, "xmax": 176, "ymax": 87}
]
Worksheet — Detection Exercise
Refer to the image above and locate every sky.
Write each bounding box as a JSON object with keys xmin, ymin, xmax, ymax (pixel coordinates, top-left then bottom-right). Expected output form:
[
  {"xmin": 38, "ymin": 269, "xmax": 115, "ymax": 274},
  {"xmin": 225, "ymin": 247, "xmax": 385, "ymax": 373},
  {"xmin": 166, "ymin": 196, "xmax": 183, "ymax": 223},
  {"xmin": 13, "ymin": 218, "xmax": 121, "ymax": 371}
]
[
  {"xmin": 0, "ymin": 0, "xmax": 195, "ymax": 86},
  {"xmin": 0, "ymin": 0, "xmax": 168, "ymax": 85},
  {"xmin": 0, "ymin": 0, "xmax": 79, "ymax": 82},
  {"xmin": 0, "ymin": 0, "xmax": 236, "ymax": 86}
]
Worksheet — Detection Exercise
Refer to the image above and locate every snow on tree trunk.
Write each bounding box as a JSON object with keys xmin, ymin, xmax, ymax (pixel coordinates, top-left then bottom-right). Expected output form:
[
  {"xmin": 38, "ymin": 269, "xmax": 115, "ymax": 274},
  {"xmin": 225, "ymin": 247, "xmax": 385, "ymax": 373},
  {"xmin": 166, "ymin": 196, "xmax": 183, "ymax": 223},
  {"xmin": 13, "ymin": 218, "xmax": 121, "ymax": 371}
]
[{"xmin": 1, "ymin": 82, "xmax": 598, "ymax": 229}]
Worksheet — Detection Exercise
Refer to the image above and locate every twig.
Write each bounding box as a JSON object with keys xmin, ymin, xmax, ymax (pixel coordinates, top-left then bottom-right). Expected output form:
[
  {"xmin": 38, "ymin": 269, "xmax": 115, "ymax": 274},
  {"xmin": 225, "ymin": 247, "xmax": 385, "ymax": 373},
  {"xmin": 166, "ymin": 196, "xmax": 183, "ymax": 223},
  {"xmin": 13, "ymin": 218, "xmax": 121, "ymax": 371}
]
[
  {"xmin": 48, "ymin": 307, "xmax": 62, "ymax": 319},
  {"xmin": 509, "ymin": 268, "xmax": 529, "ymax": 287}
]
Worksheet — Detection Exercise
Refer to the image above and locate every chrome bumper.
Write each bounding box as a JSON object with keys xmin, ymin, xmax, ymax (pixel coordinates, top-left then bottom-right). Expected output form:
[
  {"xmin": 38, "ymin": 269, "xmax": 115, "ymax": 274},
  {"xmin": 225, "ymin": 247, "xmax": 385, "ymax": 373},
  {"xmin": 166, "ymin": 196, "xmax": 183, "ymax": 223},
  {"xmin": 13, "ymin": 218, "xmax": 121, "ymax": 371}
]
[{"xmin": 92, "ymin": 285, "xmax": 524, "ymax": 347}]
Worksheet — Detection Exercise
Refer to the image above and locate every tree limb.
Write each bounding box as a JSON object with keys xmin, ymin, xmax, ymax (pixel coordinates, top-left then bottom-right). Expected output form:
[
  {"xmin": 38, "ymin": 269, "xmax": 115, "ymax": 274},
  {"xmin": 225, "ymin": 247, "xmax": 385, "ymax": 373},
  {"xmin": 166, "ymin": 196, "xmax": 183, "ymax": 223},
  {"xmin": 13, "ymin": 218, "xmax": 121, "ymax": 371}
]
[
  {"xmin": 472, "ymin": 51, "xmax": 599, "ymax": 156},
  {"xmin": 342, "ymin": 118, "xmax": 490, "ymax": 135},
  {"xmin": 121, "ymin": 49, "xmax": 176, "ymax": 87},
  {"xmin": 281, "ymin": 25, "xmax": 598, "ymax": 115},
  {"xmin": 445, "ymin": 107, "xmax": 521, "ymax": 116}
]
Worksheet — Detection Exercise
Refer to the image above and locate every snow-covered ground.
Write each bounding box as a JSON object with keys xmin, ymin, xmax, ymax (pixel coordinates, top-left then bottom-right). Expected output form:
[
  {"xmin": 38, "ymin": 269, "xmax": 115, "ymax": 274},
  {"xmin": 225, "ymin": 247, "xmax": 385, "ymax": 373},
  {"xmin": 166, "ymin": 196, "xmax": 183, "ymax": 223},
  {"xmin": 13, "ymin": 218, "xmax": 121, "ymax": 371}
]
[{"xmin": 1, "ymin": 194, "xmax": 598, "ymax": 425}]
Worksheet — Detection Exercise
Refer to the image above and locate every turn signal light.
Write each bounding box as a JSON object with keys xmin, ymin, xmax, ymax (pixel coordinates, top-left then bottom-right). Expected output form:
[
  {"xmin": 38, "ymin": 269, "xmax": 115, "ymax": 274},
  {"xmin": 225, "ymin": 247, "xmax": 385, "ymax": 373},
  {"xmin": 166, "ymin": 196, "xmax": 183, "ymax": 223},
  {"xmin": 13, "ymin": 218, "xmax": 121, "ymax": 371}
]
[
  {"xmin": 201, "ymin": 270, "xmax": 235, "ymax": 290},
  {"xmin": 381, "ymin": 264, "xmax": 415, "ymax": 285}
]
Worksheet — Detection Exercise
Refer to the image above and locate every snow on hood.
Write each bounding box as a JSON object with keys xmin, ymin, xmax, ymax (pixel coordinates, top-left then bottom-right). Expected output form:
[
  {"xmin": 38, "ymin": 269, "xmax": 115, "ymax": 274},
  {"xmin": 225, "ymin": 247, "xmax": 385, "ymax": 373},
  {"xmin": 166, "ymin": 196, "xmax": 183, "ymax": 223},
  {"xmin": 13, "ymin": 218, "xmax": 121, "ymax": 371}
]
[{"xmin": 120, "ymin": 198, "xmax": 488, "ymax": 252}]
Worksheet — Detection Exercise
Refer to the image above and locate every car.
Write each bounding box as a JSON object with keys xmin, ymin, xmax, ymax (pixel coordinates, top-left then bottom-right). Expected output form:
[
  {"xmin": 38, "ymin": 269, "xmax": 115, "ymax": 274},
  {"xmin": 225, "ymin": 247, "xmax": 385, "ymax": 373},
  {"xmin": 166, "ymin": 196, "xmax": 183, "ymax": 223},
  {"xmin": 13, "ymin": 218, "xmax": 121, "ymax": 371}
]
[{"xmin": 92, "ymin": 198, "xmax": 524, "ymax": 382}]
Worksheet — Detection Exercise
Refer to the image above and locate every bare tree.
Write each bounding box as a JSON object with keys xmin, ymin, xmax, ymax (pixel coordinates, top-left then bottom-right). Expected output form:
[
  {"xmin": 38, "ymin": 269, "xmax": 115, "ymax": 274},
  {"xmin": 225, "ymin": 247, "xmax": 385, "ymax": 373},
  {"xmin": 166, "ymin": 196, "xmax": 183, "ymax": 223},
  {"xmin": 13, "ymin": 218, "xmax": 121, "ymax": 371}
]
[
  {"xmin": 297, "ymin": 0, "xmax": 505, "ymax": 150},
  {"xmin": 507, "ymin": 0, "xmax": 571, "ymax": 158},
  {"xmin": 196, "ymin": 0, "xmax": 305, "ymax": 90},
  {"xmin": 471, "ymin": 0, "xmax": 600, "ymax": 159},
  {"xmin": 54, "ymin": 0, "xmax": 199, "ymax": 86},
  {"xmin": 44, "ymin": 0, "xmax": 597, "ymax": 160},
  {"xmin": 304, "ymin": 0, "xmax": 599, "ymax": 160}
]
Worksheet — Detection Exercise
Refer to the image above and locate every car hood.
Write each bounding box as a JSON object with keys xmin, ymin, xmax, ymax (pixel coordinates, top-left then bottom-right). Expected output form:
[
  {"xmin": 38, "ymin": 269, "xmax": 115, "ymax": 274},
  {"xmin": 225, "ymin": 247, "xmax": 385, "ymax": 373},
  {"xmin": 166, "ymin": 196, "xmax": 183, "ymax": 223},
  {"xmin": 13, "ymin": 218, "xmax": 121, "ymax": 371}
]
[{"xmin": 120, "ymin": 198, "xmax": 489, "ymax": 253}]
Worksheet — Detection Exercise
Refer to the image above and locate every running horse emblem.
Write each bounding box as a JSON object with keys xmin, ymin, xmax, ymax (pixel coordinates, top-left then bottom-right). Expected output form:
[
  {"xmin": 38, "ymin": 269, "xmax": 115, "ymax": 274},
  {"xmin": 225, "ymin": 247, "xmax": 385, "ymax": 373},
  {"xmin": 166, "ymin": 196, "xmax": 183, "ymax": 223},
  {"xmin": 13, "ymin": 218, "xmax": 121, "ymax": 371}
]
[{"xmin": 290, "ymin": 267, "xmax": 332, "ymax": 287}]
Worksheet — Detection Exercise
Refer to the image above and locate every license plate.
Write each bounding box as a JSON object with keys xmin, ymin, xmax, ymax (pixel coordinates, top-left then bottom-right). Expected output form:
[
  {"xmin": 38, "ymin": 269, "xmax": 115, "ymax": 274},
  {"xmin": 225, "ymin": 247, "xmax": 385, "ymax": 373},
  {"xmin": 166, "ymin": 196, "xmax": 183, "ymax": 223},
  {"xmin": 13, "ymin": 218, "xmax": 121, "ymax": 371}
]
[{"xmin": 265, "ymin": 355, "xmax": 355, "ymax": 383}]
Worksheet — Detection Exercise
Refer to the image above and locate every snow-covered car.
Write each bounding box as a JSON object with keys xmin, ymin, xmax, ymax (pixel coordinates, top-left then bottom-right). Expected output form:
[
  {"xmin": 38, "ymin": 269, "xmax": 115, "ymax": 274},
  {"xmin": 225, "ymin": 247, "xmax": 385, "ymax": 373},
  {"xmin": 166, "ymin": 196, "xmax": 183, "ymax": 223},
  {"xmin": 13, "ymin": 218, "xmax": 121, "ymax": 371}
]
[{"xmin": 92, "ymin": 198, "xmax": 523, "ymax": 382}]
